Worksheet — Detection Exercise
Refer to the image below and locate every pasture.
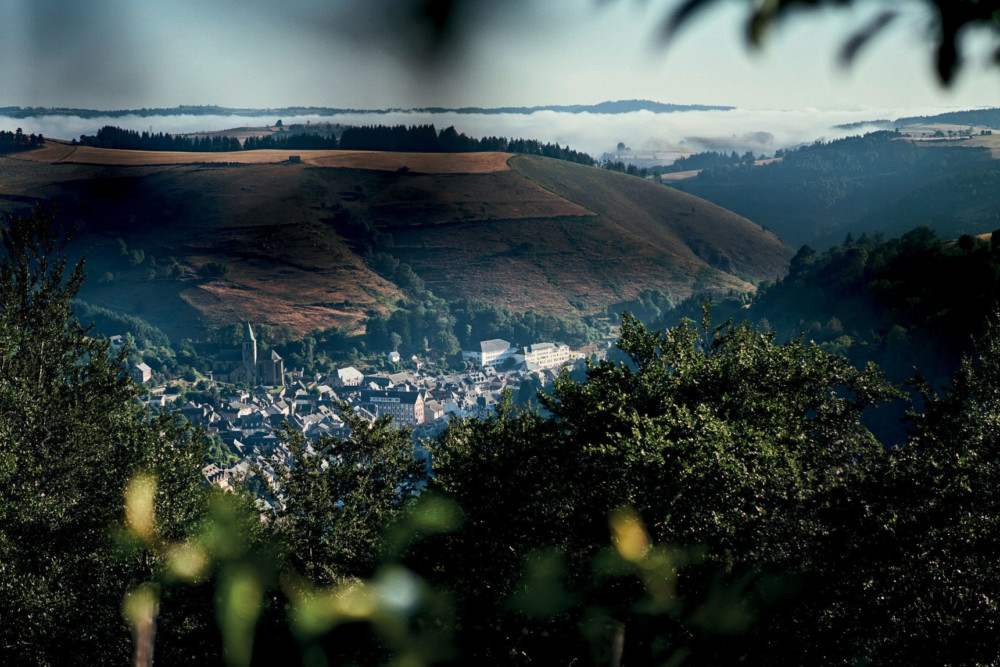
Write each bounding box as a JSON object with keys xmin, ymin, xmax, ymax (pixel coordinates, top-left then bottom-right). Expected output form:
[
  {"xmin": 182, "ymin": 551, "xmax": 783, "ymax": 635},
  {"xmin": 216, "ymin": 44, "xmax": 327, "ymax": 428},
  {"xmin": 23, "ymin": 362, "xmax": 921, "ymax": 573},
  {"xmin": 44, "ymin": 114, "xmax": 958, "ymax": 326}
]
[{"xmin": 17, "ymin": 140, "xmax": 514, "ymax": 173}]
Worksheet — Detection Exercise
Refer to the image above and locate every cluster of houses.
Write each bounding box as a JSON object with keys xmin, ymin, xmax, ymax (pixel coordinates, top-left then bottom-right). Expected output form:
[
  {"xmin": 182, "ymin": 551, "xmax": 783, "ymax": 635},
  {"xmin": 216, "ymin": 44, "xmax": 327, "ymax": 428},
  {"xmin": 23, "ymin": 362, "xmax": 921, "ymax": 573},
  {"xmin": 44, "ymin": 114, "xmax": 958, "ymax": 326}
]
[
  {"xmin": 130, "ymin": 324, "xmax": 597, "ymax": 494},
  {"xmin": 177, "ymin": 364, "xmax": 528, "ymax": 495}
]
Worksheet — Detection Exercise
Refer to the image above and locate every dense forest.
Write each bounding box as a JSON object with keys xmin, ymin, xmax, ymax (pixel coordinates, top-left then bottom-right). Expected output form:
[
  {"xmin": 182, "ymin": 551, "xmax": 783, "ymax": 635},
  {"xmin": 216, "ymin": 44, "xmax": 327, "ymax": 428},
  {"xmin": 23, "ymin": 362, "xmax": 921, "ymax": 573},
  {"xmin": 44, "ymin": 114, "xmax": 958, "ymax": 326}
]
[
  {"xmin": 665, "ymin": 228, "xmax": 1000, "ymax": 379},
  {"xmin": 240, "ymin": 132, "xmax": 339, "ymax": 151},
  {"xmin": 598, "ymin": 159, "xmax": 649, "ymax": 177},
  {"xmin": 652, "ymin": 150, "xmax": 757, "ymax": 174},
  {"xmin": 833, "ymin": 106, "xmax": 1000, "ymax": 131},
  {"xmin": 893, "ymin": 106, "xmax": 1000, "ymax": 129},
  {"xmin": 77, "ymin": 125, "xmax": 323, "ymax": 152},
  {"xmin": 8, "ymin": 199, "xmax": 1000, "ymax": 664},
  {"xmin": 649, "ymin": 228, "xmax": 1000, "ymax": 442},
  {"xmin": 677, "ymin": 130, "xmax": 997, "ymax": 248}
]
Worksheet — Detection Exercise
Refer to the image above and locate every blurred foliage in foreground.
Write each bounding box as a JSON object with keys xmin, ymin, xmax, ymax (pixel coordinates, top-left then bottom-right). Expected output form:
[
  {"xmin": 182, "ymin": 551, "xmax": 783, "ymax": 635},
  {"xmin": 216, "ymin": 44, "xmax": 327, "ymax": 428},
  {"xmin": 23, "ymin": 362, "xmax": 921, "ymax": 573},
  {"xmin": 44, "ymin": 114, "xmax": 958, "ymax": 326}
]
[{"xmin": 5, "ymin": 207, "xmax": 1000, "ymax": 665}]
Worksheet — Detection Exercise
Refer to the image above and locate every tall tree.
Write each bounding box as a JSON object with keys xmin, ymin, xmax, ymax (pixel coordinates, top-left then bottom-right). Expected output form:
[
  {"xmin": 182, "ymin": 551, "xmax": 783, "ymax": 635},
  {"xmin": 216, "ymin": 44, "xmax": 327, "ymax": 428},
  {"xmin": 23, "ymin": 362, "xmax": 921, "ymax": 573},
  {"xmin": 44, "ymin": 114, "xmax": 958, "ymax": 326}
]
[
  {"xmin": 267, "ymin": 407, "xmax": 427, "ymax": 587},
  {"xmin": 427, "ymin": 309, "xmax": 903, "ymax": 664},
  {"xmin": 0, "ymin": 208, "xmax": 208, "ymax": 664},
  {"xmin": 861, "ymin": 311, "xmax": 1000, "ymax": 664}
]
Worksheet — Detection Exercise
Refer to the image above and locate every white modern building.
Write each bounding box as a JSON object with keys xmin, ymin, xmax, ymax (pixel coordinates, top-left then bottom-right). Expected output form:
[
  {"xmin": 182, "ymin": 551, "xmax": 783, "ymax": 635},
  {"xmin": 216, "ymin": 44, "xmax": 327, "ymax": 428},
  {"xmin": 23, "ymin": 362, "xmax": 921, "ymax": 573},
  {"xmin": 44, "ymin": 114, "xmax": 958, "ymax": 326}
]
[
  {"xmin": 517, "ymin": 342, "xmax": 573, "ymax": 370},
  {"xmin": 461, "ymin": 339, "xmax": 516, "ymax": 367}
]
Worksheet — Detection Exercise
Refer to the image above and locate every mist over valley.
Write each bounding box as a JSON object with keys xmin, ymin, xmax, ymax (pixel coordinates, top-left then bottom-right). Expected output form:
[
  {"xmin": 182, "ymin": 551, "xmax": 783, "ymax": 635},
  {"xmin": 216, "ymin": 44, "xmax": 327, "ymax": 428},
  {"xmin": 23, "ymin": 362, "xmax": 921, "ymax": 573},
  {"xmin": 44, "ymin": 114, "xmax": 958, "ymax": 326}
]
[{"xmin": 0, "ymin": 102, "xmax": 971, "ymax": 166}]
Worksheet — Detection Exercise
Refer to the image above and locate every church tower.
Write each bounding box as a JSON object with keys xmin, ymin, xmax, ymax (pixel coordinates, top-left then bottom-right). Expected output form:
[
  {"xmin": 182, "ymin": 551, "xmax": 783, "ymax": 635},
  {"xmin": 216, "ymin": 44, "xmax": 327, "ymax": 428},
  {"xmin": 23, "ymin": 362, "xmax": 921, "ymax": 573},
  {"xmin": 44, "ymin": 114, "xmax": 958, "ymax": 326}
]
[{"xmin": 242, "ymin": 322, "xmax": 257, "ymax": 383}]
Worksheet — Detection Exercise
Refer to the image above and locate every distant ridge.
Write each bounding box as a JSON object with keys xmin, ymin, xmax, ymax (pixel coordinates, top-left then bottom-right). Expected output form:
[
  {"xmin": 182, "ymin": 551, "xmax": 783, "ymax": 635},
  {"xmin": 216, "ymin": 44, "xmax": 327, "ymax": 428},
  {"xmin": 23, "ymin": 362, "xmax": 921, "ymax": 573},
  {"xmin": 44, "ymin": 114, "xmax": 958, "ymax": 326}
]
[
  {"xmin": 834, "ymin": 107, "xmax": 1000, "ymax": 130},
  {"xmin": 410, "ymin": 100, "xmax": 735, "ymax": 115},
  {"xmin": 0, "ymin": 100, "xmax": 733, "ymax": 119}
]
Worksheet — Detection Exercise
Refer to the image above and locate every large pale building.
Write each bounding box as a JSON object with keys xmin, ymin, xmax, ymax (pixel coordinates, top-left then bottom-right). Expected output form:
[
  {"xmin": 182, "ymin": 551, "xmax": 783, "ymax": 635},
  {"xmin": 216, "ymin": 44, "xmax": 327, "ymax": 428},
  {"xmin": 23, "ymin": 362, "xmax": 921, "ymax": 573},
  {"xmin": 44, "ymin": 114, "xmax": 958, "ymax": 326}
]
[
  {"xmin": 518, "ymin": 342, "xmax": 573, "ymax": 370},
  {"xmin": 130, "ymin": 362, "xmax": 152, "ymax": 385},
  {"xmin": 360, "ymin": 389, "xmax": 425, "ymax": 427},
  {"xmin": 461, "ymin": 339, "xmax": 515, "ymax": 367}
]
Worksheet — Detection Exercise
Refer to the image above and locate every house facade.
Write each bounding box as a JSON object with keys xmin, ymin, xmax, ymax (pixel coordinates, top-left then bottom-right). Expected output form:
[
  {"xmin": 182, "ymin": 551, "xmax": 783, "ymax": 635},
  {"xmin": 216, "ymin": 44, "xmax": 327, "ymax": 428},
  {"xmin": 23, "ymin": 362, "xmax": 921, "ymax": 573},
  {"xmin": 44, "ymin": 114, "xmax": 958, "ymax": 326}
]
[
  {"xmin": 360, "ymin": 389, "xmax": 425, "ymax": 427},
  {"xmin": 130, "ymin": 362, "xmax": 152, "ymax": 384}
]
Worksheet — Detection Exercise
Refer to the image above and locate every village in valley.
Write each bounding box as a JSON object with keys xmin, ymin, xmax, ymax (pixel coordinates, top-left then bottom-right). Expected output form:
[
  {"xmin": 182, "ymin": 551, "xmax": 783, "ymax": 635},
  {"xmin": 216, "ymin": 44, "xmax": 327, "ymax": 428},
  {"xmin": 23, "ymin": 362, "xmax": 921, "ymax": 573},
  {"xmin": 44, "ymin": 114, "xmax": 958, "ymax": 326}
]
[{"xmin": 126, "ymin": 322, "xmax": 607, "ymax": 499}]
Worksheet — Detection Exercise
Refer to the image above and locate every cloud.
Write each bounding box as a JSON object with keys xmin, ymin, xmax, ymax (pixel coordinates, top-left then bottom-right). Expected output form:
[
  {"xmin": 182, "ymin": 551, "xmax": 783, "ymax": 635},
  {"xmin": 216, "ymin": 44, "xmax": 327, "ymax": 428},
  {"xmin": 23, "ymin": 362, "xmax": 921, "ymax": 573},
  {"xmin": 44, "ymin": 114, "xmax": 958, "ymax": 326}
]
[{"xmin": 0, "ymin": 104, "xmax": 973, "ymax": 163}]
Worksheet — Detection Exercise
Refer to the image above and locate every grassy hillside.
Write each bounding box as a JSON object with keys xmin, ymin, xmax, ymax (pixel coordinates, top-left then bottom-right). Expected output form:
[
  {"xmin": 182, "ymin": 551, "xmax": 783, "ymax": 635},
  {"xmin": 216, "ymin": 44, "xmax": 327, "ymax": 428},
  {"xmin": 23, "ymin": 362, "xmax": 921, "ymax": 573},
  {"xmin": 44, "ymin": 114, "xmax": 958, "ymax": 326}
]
[
  {"xmin": 510, "ymin": 155, "xmax": 789, "ymax": 283},
  {"xmin": 0, "ymin": 146, "xmax": 790, "ymax": 340}
]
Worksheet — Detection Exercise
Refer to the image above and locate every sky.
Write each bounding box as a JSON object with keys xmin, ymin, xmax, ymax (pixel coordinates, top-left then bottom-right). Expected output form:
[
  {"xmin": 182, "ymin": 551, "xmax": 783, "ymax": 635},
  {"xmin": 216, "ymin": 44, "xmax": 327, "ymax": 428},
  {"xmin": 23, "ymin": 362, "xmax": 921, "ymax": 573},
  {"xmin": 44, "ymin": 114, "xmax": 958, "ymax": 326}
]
[{"xmin": 2, "ymin": 0, "xmax": 999, "ymax": 114}]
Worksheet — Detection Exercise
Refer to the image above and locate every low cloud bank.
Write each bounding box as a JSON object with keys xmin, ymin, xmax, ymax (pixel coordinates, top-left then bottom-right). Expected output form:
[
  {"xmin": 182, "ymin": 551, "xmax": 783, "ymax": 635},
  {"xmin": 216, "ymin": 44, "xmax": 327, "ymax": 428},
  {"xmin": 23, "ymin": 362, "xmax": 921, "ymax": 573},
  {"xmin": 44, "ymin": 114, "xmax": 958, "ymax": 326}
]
[{"xmin": 0, "ymin": 105, "xmax": 967, "ymax": 165}]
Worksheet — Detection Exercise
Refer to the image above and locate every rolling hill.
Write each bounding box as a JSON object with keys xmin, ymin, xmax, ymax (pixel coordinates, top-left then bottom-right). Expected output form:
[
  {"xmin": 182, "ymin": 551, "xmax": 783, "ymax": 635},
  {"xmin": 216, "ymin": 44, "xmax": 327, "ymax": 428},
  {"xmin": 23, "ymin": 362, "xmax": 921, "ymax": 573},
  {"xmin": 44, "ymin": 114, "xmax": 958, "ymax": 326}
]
[{"xmin": 0, "ymin": 143, "xmax": 790, "ymax": 340}]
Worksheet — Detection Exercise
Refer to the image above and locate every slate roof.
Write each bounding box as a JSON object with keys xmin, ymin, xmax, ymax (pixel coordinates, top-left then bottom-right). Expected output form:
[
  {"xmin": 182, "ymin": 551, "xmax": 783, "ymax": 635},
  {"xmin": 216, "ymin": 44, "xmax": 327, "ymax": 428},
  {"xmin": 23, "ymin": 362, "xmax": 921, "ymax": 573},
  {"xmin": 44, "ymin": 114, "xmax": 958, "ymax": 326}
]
[{"xmin": 480, "ymin": 339, "xmax": 511, "ymax": 355}]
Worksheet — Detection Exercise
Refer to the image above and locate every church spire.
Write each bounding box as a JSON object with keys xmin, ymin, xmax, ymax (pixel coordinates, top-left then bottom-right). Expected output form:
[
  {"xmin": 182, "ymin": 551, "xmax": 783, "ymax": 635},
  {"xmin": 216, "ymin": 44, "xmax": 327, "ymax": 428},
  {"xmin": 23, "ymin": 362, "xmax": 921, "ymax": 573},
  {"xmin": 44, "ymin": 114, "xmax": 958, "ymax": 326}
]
[{"xmin": 242, "ymin": 321, "xmax": 257, "ymax": 376}]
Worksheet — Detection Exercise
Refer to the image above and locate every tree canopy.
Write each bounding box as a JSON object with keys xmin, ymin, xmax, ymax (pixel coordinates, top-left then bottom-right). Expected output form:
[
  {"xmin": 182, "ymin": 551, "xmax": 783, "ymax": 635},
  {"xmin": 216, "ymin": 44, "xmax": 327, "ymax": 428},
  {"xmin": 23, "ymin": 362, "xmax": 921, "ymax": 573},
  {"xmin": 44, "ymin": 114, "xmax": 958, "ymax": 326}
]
[{"xmin": 0, "ymin": 208, "xmax": 209, "ymax": 664}]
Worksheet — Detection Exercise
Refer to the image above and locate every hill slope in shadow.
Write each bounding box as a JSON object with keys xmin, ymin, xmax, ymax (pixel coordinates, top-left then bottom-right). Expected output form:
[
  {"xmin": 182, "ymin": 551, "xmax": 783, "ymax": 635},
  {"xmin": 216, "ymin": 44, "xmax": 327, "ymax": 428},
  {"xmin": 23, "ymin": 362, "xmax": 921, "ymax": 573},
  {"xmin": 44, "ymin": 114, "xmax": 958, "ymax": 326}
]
[{"xmin": 0, "ymin": 148, "xmax": 791, "ymax": 339}]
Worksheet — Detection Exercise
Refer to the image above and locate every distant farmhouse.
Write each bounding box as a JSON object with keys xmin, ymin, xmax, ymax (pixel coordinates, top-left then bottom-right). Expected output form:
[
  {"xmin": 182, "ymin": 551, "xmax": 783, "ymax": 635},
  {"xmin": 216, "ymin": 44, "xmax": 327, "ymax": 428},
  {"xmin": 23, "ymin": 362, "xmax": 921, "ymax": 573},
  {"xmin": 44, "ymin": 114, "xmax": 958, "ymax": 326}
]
[
  {"xmin": 462, "ymin": 339, "xmax": 516, "ymax": 367},
  {"xmin": 212, "ymin": 322, "xmax": 285, "ymax": 386}
]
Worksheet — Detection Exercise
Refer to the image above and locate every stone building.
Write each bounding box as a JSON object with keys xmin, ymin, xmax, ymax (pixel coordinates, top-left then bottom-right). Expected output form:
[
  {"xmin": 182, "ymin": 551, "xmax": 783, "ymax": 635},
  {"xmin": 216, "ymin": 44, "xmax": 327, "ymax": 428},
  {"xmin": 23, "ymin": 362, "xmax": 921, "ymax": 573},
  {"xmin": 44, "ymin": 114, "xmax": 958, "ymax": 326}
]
[{"xmin": 212, "ymin": 323, "xmax": 285, "ymax": 386}]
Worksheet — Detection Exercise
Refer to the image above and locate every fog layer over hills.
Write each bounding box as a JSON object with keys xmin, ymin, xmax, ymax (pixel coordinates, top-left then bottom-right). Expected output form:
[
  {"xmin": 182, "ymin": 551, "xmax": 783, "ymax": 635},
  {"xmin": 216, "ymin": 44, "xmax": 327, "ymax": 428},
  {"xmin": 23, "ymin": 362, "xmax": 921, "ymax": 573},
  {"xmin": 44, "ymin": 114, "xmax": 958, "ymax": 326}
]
[{"xmin": 0, "ymin": 105, "xmax": 967, "ymax": 162}]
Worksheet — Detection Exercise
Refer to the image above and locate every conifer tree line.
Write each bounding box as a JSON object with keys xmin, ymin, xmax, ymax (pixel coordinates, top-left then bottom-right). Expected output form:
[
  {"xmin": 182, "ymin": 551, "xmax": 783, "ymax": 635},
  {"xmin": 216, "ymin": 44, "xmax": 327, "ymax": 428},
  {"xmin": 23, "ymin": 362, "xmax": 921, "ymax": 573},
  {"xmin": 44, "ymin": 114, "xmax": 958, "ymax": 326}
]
[
  {"xmin": 78, "ymin": 125, "xmax": 244, "ymax": 152},
  {"xmin": 75, "ymin": 123, "xmax": 596, "ymax": 165},
  {"xmin": 6, "ymin": 207, "xmax": 1000, "ymax": 665},
  {"xmin": 0, "ymin": 128, "xmax": 43, "ymax": 154}
]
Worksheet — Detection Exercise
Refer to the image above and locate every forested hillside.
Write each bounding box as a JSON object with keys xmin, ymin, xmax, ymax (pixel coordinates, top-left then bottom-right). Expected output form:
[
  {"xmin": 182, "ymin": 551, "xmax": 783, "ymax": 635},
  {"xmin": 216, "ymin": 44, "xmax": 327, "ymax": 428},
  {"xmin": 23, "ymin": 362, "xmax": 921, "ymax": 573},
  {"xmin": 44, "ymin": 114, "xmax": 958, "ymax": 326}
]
[
  {"xmin": 657, "ymin": 228, "xmax": 1000, "ymax": 441},
  {"xmin": 893, "ymin": 106, "xmax": 1000, "ymax": 129},
  {"xmin": 679, "ymin": 131, "xmax": 996, "ymax": 248}
]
